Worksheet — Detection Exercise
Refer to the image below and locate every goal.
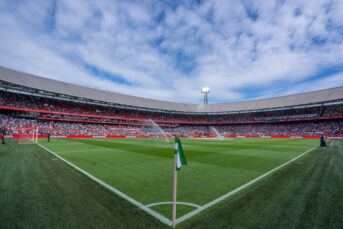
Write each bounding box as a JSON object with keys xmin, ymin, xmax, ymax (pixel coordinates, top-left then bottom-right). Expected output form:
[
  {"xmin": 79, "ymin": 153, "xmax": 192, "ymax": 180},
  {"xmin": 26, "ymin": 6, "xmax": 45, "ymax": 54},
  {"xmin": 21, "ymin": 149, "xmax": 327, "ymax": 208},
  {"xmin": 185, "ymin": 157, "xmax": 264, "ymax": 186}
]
[{"xmin": 17, "ymin": 127, "xmax": 38, "ymax": 144}]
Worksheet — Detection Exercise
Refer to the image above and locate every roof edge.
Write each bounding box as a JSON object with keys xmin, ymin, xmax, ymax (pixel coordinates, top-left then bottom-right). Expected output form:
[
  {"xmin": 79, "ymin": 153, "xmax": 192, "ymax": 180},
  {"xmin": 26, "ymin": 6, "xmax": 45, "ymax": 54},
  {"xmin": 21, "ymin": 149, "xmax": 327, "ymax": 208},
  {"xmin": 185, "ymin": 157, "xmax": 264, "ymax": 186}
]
[{"xmin": 0, "ymin": 66, "xmax": 342, "ymax": 113}]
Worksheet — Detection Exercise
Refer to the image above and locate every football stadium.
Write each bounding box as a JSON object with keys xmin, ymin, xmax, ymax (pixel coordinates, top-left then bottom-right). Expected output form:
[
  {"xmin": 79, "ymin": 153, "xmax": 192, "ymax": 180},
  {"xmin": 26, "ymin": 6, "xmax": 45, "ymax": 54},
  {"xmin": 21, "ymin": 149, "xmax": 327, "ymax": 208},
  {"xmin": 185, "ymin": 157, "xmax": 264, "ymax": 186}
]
[
  {"xmin": 1, "ymin": 1, "xmax": 343, "ymax": 229},
  {"xmin": 0, "ymin": 66, "xmax": 343, "ymax": 228}
]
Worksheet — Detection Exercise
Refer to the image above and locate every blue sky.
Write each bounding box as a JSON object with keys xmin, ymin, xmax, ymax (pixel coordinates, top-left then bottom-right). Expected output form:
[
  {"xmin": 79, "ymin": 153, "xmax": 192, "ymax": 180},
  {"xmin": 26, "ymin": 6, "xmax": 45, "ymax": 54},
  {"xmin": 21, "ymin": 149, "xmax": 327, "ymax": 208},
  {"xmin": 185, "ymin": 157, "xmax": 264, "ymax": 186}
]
[{"xmin": 0, "ymin": 0, "xmax": 342, "ymax": 103}]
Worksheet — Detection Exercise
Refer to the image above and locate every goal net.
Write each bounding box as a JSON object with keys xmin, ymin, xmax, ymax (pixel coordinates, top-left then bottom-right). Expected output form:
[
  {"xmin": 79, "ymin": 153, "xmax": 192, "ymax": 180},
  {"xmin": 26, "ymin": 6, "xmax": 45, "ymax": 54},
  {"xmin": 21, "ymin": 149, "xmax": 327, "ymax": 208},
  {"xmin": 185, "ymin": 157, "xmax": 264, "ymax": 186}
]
[{"xmin": 17, "ymin": 127, "xmax": 38, "ymax": 144}]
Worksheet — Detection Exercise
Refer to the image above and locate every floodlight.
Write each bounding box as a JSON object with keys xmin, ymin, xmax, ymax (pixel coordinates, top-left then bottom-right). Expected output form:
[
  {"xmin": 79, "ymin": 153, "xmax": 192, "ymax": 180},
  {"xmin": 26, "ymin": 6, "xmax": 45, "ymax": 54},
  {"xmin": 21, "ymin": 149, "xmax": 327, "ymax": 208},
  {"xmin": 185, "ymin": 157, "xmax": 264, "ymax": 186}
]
[
  {"xmin": 201, "ymin": 87, "xmax": 210, "ymax": 104},
  {"xmin": 201, "ymin": 87, "xmax": 210, "ymax": 93}
]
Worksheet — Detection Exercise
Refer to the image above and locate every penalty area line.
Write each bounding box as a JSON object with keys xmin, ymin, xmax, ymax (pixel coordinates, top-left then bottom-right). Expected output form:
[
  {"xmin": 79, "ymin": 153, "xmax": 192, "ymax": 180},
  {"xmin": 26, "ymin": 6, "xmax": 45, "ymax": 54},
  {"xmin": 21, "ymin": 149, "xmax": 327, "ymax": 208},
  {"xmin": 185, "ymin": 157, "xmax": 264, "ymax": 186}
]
[
  {"xmin": 35, "ymin": 143, "xmax": 172, "ymax": 226},
  {"xmin": 175, "ymin": 145, "xmax": 319, "ymax": 225}
]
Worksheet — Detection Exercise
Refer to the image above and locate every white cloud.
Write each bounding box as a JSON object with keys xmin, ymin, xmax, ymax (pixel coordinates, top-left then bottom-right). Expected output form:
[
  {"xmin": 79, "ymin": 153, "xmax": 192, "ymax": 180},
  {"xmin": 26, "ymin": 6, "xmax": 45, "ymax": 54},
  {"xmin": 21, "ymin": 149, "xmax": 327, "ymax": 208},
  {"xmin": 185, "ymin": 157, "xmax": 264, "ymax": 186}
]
[{"xmin": 0, "ymin": 0, "xmax": 342, "ymax": 104}]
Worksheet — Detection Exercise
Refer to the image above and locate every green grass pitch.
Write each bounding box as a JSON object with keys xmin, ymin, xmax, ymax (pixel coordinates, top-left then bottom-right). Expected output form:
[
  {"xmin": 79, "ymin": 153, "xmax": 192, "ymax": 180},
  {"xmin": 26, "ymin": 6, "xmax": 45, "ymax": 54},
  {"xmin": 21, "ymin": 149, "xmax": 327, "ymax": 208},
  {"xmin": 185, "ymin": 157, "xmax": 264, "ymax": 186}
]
[
  {"xmin": 38, "ymin": 138, "xmax": 317, "ymax": 221},
  {"xmin": 1, "ymin": 138, "xmax": 343, "ymax": 228}
]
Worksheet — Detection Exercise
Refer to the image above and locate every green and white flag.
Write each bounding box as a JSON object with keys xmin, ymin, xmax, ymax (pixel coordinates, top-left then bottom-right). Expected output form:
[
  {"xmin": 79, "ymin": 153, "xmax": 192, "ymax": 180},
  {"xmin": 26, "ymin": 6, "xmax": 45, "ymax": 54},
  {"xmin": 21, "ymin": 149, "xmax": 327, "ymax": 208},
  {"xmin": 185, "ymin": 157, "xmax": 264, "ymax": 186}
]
[
  {"xmin": 174, "ymin": 137, "xmax": 187, "ymax": 171},
  {"xmin": 172, "ymin": 137, "xmax": 188, "ymax": 227}
]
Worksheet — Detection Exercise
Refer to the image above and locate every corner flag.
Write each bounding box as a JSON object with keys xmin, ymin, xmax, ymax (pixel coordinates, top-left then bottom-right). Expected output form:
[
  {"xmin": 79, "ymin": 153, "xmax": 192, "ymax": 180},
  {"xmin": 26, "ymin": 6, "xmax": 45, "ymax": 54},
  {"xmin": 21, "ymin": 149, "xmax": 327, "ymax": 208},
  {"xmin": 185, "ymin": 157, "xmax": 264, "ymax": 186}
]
[
  {"xmin": 172, "ymin": 137, "xmax": 187, "ymax": 227},
  {"xmin": 175, "ymin": 137, "xmax": 187, "ymax": 170}
]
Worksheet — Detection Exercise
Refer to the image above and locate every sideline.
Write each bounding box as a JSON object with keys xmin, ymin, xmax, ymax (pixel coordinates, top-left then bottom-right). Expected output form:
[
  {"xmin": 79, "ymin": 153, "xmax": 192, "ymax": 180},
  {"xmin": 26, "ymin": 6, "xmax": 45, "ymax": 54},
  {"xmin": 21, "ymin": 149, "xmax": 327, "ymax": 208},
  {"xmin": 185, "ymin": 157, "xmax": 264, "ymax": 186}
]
[
  {"xmin": 175, "ymin": 146, "xmax": 318, "ymax": 224},
  {"xmin": 37, "ymin": 142, "xmax": 318, "ymax": 227},
  {"xmin": 36, "ymin": 143, "xmax": 172, "ymax": 226}
]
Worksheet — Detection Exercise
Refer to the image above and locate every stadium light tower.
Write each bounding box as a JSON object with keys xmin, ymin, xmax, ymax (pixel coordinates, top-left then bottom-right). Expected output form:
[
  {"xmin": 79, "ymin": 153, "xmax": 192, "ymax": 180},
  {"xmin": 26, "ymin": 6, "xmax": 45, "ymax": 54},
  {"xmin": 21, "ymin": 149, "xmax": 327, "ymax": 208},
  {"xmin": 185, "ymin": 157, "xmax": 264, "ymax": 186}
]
[{"xmin": 201, "ymin": 87, "xmax": 210, "ymax": 104}]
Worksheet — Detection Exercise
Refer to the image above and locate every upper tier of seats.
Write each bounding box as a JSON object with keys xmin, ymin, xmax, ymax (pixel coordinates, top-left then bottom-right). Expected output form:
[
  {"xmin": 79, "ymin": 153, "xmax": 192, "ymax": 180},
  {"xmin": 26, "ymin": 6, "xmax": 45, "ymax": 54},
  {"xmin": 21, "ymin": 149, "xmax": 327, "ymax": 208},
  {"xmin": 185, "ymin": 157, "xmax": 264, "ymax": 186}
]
[
  {"xmin": 1, "ymin": 66, "xmax": 343, "ymax": 113},
  {"xmin": 0, "ymin": 91, "xmax": 342, "ymax": 125}
]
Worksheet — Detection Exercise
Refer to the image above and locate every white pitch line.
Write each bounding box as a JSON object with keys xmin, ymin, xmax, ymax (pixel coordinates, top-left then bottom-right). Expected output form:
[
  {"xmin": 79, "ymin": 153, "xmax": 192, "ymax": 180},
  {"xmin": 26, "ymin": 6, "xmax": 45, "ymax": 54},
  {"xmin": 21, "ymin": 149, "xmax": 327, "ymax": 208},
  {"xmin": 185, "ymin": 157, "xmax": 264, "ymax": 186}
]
[
  {"xmin": 146, "ymin": 201, "xmax": 201, "ymax": 209},
  {"xmin": 36, "ymin": 142, "xmax": 319, "ymax": 227},
  {"xmin": 175, "ymin": 146, "xmax": 318, "ymax": 225},
  {"xmin": 36, "ymin": 143, "xmax": 172, "ymax": 226}
]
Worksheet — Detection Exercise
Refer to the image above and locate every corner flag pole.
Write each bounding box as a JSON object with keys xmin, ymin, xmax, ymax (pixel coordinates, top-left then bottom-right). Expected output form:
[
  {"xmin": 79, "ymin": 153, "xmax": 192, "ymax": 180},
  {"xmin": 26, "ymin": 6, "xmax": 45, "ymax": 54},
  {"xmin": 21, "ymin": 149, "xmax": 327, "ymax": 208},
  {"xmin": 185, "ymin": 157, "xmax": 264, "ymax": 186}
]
[
  {"xmin": 172, "ymin": 152, "xmax": 177, "ymax": 228},
  {"xmin": 172, "ymin": 137, "xmax": 187, "ymax": 228}
]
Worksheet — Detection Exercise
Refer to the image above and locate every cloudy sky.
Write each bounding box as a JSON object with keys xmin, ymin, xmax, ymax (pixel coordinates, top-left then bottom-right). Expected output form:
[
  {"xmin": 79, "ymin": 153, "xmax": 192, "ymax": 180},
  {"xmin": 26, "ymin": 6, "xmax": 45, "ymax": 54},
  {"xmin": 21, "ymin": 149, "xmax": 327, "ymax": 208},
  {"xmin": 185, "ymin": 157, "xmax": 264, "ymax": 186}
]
[{"xmin": 0, "ymin": 0, "xmax": 342, "ymax": 103}]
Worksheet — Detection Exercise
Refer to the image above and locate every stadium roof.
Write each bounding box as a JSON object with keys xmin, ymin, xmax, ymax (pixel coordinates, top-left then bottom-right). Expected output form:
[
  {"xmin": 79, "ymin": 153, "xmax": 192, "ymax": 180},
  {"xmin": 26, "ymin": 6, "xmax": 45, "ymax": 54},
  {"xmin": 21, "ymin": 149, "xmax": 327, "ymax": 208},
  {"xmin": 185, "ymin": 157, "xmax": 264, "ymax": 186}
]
[{"xmin": 0, "ymin": 66, "xmax": 342, "ymax": 113}]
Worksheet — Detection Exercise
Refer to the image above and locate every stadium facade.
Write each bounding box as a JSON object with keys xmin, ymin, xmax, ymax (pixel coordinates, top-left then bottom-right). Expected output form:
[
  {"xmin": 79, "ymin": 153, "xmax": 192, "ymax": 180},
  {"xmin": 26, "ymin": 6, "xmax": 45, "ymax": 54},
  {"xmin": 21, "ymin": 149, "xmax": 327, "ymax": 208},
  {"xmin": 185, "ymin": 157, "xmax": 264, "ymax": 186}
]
[
  {"xmin": 1, "ymin": 66, "xmax": 343, "ymax": 113},
  {"xmin": 0, "ymin": 66, "xmax": 342, "ymax": 139}
]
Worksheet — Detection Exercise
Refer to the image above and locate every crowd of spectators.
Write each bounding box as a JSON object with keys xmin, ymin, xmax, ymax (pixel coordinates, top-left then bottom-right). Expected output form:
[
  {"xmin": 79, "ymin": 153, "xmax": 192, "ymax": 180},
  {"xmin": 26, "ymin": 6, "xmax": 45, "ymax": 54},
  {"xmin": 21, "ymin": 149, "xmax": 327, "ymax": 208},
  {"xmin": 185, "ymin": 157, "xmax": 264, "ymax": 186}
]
[
  {"xmin": 254, "ymin": 107, "xmax": 320, "ymax": 120},
  {"xmin": 1, "ymin": 114, "xmax": 342, "ymax": 137},
  {"xmin": 322, "ymin": 105, "xmax": 343, "ymax": 117},
  {"xmin": 0, "ymin": 115, "xmax": 146, "ymax": 136},
  {"xmin": 0, "ymin": 91, "xmax": 342, "ymax": 137},
  {"xmin": 214, "ymin": 121, "xmax": 343, "ymax": 136},
  {"xmin": 1, "ymin": 91, "xmax": 342, "ymax": 124}
]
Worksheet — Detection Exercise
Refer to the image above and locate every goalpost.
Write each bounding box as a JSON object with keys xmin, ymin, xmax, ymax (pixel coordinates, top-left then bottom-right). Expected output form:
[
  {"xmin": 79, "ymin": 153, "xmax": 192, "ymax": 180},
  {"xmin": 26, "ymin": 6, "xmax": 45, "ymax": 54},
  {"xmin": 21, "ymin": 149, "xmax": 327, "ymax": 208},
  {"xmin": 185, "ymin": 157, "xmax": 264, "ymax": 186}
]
[{"xmin": 17, "ymin": 127, "xmax": 38, "ymax": 144}]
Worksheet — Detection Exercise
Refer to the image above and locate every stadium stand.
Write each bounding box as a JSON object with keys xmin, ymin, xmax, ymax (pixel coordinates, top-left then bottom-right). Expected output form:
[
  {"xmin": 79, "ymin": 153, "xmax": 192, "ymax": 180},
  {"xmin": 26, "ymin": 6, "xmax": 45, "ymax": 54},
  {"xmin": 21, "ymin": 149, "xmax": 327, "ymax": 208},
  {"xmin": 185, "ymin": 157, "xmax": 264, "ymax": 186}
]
[{"xmin": 0, "ymin": 66, "xmax": 342, "ymax": 139}]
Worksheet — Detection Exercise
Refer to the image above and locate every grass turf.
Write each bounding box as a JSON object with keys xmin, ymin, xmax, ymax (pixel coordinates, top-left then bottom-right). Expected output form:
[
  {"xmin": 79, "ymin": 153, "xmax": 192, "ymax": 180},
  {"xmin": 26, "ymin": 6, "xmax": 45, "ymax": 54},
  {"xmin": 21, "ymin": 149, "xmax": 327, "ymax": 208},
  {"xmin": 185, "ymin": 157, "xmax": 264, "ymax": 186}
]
[
  {"xmin": 2, "ymin": 138, "xmax": 342, "ymax": 228},
  {"xmin": 38, "ymin": 138, "xmax": 317, "ymax": 220},
  {"xmin": 183, "ymin": 140, "xmax": 343, "ymax": 228},
  {"xmin": 0, "ymin": 141, "xmax": 167, "ymax": 229}
]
